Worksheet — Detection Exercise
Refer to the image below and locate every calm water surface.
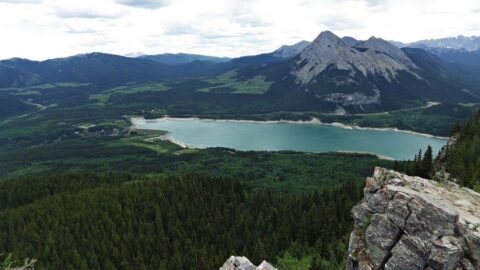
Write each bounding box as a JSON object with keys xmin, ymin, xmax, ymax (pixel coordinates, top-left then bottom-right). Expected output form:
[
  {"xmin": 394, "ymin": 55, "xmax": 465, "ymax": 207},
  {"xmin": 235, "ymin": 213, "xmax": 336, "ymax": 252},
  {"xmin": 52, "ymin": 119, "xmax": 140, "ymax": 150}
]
[{"xmin": 132, "ymin": 118, "xmax": 447, "ymax": 160}]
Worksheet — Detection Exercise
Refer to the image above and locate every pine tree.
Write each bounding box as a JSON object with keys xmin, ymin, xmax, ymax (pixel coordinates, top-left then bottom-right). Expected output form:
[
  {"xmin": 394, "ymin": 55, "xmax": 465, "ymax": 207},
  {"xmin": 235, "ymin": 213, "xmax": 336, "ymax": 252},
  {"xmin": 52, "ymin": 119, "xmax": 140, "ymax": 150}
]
[{"xmin": 421, "ymin": 145, "xmax": 433, "ymax": 178}]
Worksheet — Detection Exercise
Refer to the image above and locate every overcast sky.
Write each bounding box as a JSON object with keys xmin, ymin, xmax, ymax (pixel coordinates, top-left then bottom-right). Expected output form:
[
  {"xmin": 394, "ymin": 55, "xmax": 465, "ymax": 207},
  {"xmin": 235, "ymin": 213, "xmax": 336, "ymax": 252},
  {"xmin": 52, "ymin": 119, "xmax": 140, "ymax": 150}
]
[{"xmin": 0, "ymin": 0, "xmax": 479, "ymax": 60}]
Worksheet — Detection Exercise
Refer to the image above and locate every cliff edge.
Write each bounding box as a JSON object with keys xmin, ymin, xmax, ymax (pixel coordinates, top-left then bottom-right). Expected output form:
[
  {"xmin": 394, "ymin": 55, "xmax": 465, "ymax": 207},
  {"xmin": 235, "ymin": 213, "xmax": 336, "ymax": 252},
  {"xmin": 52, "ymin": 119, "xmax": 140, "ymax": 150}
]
[{"xmin": 346, "ymin": 167, "xmax": 480, "ymax": 270}]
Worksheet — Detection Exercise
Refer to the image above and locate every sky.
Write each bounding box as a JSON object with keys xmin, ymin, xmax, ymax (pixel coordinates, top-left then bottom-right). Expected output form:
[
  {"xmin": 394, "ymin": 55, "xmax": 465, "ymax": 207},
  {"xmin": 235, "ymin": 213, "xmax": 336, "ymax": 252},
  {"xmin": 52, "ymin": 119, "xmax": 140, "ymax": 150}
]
[{"xmin": 0, "ymin": 0, "xmax": 479, "ymax": 60}]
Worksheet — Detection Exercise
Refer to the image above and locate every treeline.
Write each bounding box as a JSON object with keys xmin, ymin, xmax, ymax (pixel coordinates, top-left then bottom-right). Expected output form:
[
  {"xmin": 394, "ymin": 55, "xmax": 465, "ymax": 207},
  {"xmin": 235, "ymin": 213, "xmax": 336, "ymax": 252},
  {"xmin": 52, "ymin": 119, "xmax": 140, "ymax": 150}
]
[
  {"xmin": 446, "ymin": 110, "xmax": 480, "ymax": 191},
  {"xmin": 0, "ymin": 174, "xmax": 361, "ymax": 270},
  {"xmin": 393, "ymin": 145, "xmax": 434, "ymax": 179}
]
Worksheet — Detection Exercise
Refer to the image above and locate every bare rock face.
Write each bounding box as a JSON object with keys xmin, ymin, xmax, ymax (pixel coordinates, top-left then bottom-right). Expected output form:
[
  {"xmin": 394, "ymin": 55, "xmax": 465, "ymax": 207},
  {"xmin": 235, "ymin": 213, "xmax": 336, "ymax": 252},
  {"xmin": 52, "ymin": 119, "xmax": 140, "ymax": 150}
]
[
  {"xmin": 220, "ymin": 256, "xmax": 256, "ymax": 270},
  {"xmin": 220, "ymin": 256, "xmax": 278, "ymax": 270},
  {"xmin": 346, "ymin": 167, "xmax": 480, "ymax": 270}
]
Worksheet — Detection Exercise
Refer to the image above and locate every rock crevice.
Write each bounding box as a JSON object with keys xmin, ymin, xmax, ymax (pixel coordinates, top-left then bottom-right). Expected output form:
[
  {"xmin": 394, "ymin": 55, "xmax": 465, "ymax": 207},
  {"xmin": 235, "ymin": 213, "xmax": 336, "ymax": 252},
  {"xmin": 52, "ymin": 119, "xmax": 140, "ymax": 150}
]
[{"xmin": 346, "ymin": 167, "xmax": 480, "ymax": 270}]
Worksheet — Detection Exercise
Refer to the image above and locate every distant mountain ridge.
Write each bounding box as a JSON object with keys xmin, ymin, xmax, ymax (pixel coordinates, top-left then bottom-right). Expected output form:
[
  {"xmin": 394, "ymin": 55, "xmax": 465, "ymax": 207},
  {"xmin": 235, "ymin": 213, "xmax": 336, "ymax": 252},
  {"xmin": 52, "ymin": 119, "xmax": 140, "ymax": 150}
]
[
  {"xmin": 1, "ymin": 30, "xmax": 480, "ymax": 114},
  {"xmin": 0, "ymin": 42, "xmax": 311, "ymax": 88},
  {"xmin": 0, "ymin": 53, "xmax": 174, "ymax": 88},
  {"xmin": 406, "ymin": 35, "xmax": 480, "ymax": 51},
  {"xmin": 139, "ymin": 53, "xmax": 231, "ymax": 65}
]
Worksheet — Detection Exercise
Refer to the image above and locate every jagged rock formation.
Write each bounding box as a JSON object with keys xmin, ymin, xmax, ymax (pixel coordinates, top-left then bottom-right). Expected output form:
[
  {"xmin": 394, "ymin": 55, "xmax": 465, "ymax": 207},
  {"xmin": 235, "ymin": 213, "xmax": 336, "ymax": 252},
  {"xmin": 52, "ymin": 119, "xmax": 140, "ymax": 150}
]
[
  {"xmin": 346, "ymin": 167, "xmax": 480, "ymax": 270},
  {"xmin": 219, "ymin": 256, "xmax": 278, "ymax": 270}
]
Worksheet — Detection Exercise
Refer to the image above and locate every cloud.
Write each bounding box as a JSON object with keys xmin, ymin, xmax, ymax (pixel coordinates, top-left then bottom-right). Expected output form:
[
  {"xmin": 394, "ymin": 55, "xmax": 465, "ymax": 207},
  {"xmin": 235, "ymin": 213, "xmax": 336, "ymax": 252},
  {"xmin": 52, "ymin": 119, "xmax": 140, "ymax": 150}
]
[
  {"xmin": 360, "ymin": 0, "xmax": 384, "ymax": 6},
  {"xmin": 321, "ymin": 16, "xmax": 365, "ymax": 31},
  {"xmin": 0, "ymin": 0, "xmax": 43, "ymax": 3},
  {"xmin": 115, "ymin": 0, "xmax": 170, "ymax": 9},
  {"xmin": 1, "ymin": 0, "xmax": 480, "ymax": 61},
  {"xmin": 55, "ymin": 7, "xmax": 125, "ymax": 19},
  {"xmin": 66, "ymin": 27, "xmax": 99, "ymax": 34},
  {"xmin": 164, "ymin": 24, "xmax": 197, "ymax": 36}
]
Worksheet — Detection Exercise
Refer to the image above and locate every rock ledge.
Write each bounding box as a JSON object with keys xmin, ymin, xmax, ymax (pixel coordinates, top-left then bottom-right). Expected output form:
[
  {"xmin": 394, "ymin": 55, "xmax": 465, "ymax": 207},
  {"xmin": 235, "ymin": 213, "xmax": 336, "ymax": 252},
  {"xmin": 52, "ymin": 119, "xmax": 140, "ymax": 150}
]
[{"xmin": 346, "ymin": 167, "xmax": 480, "ymax": 270}]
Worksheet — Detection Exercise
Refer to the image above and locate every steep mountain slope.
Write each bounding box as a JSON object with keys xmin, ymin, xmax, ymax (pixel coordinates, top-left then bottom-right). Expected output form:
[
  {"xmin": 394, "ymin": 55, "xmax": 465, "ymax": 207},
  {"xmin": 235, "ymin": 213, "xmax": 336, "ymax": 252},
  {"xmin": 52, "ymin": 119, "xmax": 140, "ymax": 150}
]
[
  {"xmin": 422, "ymin": 47, "xmax": 480, "ymax": 67},
  {"xmin": 411, "ymin": 48, "xmax": 480, "ymax": 96}
]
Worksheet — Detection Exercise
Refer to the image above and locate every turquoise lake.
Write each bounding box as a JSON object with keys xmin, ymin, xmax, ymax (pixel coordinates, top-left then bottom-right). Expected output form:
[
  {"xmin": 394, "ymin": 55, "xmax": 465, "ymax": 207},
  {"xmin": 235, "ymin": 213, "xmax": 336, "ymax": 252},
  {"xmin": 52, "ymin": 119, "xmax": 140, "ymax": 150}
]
[{"xmin": 132, "ymin": 118, "xmax": 448, "ymax": 160}]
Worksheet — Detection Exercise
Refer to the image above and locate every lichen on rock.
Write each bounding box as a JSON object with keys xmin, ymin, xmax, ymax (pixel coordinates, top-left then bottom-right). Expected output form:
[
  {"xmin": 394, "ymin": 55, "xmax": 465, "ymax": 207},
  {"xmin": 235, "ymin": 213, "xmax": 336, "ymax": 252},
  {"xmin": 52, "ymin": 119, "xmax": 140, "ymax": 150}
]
[{"xmin": 346, "ymin": 167, "xmax": 480, "ymax": 270}]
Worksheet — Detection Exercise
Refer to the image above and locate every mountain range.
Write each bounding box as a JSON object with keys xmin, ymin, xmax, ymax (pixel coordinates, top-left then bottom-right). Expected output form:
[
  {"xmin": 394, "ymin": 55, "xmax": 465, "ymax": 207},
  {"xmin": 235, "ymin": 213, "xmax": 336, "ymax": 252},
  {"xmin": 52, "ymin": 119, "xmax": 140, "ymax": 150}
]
[
  {"xmin": 397, "ymin": 35, "xmax": 480, "ymax": 51},
  {"xmin": 1, "ymin": 31, "xmax": 479, "ymax": 114},
  {"xmin": 229, "ymin": 31, "xmax": 480, "ymax": 112}
]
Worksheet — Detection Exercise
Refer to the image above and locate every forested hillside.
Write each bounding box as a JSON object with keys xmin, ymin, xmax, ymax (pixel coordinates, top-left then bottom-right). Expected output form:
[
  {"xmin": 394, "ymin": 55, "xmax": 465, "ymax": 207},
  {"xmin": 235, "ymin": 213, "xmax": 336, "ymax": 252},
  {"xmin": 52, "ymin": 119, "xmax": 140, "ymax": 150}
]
[
  {"xmin": 447, "ymin": 111, "xmax": 480, "ymax": 191},
  {"xmin": 393, "ymin": 110, "xmax": 480, "ymax": 192},
  {"xmin": 0, "ymin": 174, "xmax": 360, "ymax": 270}
]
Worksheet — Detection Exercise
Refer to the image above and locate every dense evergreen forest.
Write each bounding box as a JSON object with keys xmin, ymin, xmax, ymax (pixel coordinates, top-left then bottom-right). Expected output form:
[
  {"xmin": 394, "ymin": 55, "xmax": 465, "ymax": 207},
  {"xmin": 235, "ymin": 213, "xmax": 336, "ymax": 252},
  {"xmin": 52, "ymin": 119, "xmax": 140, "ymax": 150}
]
[
  {"xmin": 0, "ymin": 174, "xmax": 360, "ymax": 270},
  {"xmin": 446, "ymin": 111, "xmax": 480, "ymax": 191}
]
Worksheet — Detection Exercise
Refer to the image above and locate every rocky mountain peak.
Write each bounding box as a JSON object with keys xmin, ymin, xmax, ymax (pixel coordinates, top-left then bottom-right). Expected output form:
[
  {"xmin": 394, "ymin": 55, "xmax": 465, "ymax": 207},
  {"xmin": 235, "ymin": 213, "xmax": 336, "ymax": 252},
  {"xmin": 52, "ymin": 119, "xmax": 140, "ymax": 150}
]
[
  {"xmin": 356, "ymin": 36, "xmax": 416, "ymax": 66},
  {"xmin": 346, "ymin": 167, "xmax": 480, "ymax": 270},
  {"xmin": 292, "ymin": 30, "xmax": 420, "ymax": 85},
  {"xmin": 312, "ymin": 31, "xmax": 346, "ymax": 46}
]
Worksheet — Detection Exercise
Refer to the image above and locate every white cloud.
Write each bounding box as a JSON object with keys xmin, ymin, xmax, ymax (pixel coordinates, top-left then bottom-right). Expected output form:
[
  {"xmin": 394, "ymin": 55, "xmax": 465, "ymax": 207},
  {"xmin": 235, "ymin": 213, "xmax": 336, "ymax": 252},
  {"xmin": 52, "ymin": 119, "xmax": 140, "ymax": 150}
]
[
  {"xmin": 0, "ymin": 0, "xmax": 478, "ymax": 60},
  {"xmin": 115, "ymin": 0, "xmax": 171, "ymax": 9},
  {"xmin": 55, "ymin": 9, "xmax": 125, "ymax": 19},
  {"xmin": 0, "ymin": 0, "xmax": 43, "ymax": 3},
  {"xmin": 52, "ymin": 1, "xmax": 127, "ymax": 19}
]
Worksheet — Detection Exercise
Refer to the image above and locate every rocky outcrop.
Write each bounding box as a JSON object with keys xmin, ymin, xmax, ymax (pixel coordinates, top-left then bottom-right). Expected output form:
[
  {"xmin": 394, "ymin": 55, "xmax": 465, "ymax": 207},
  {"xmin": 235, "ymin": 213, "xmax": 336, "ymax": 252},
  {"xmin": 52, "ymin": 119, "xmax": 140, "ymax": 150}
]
[
  {"xmin": 220, "ymin": 256, "xmax": 278, "ymax": 270},
  {"xmin": 346, "ymin": 167, "xmax": 480, "ymax": 270}
]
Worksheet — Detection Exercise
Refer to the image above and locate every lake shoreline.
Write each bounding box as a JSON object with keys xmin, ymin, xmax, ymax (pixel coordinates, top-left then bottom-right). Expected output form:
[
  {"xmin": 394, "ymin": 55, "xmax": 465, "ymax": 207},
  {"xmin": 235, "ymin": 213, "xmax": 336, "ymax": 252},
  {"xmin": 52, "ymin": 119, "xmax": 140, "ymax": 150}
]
[
  {"xmin": 129, "ymin": 116, "xmax": 449, "ymax": 140},
  {"xmin": 129, "ymin": 116, "xmax": 448, "ymax": 160},
  {"xmin": 131, "ymin": 119, "xmax": 396, "ymax": 160}
]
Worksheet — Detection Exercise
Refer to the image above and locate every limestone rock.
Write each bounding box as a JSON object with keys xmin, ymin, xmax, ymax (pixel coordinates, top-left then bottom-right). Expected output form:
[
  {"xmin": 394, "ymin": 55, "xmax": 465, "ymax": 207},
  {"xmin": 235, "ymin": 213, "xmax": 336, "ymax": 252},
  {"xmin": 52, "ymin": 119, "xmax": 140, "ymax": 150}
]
[
  {"xmin": 428, "ymin": 236, "xmax": 464, "ymax": 270},
  {"xmin": 220, "ymin": 256, "xmax": 256, "ymax": 270},
  {"xmin": 346, "ymin": 167, "xmax": 480, "ymax": 270},
  {"xmin": 364, "ymin": 214, "xmax": 401, "ymax": 267},
  {"xmin": 257, "ymin": 260, "xmax": 278, "ymax": 270},
  {"xmin": 220, "ymin": 257, "xmax": 277, "ymax": 270}
]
